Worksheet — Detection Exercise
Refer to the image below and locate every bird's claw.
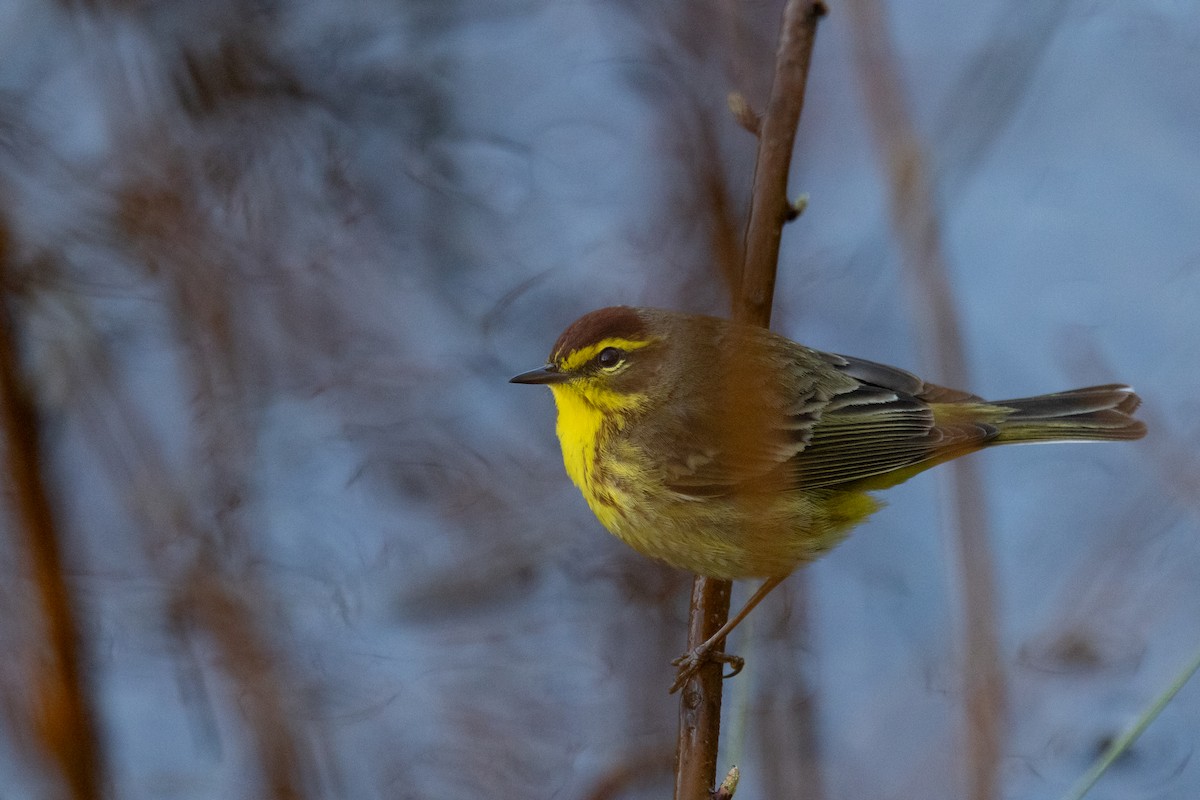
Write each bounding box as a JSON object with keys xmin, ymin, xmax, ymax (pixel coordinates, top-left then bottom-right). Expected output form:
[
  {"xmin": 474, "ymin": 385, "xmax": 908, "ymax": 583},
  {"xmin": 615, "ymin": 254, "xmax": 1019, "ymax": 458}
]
[{"xmin": 668, "ymin": 648, "xmax": 745, "ymax": 694}]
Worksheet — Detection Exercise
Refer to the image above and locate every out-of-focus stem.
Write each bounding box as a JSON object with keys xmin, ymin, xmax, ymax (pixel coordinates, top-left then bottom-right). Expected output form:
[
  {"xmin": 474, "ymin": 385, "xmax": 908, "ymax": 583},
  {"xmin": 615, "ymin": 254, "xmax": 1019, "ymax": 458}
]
[
  {"xmin": 844, "ymin": 2, "xmax": 1005, "ymax": 799},
  {"xmin": 673, "ymin": 3, "xmax": 826, "ymax": 799},
  {"xmin": 0, "ymin": 227, "xmax": 106, "ymax": 799}
]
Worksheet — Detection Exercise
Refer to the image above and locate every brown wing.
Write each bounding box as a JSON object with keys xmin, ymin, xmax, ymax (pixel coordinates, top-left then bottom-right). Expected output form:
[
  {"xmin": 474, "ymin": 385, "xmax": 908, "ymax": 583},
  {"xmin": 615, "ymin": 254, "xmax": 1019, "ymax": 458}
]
[
  {"xmin": 649, "ymin": 324, "xmax": 852, "ymax": 496},
  {"xmin": 658, "ymin": 340, "xmax": 997, "ymax": 496},
  {"xmin": 785, "ymin": 353, "xmax": 998, "ymax": 489}
]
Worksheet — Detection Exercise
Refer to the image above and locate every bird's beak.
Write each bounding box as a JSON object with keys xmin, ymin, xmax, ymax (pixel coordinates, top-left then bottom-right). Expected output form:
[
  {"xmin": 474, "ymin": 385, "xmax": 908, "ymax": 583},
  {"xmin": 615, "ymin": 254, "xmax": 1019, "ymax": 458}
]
[{"xmin": 510, "ymin": 365, "xmax": 570, "ymax": 385}]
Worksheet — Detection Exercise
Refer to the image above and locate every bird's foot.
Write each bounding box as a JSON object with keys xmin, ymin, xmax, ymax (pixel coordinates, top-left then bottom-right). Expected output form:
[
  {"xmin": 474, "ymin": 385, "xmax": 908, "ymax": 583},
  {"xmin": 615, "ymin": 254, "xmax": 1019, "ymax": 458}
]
[{"xmin": 668, "ymin": 647, "xmax": 745, "ymax": 694}]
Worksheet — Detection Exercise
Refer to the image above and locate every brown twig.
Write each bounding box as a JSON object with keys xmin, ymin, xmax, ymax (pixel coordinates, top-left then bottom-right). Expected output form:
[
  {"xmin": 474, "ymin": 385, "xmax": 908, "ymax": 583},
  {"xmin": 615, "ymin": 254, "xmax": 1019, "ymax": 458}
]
[
  {"xmin": 735, "ymin": 1, "xmax": 826, "ymax": 329},
  {"xmin": 674, "ymin": 577, "xmax": 733, "ymax": 800},
  {"xmin": 673, "ymin": 3, "xmax": 826, "ymax": 799},
  {"xmin": 844, "ymin": 2, "xmax": 1004, "ymax": 798},
  {"xmin": 0, "ymin": 227, "xmax": 105, "ymax": 798}
]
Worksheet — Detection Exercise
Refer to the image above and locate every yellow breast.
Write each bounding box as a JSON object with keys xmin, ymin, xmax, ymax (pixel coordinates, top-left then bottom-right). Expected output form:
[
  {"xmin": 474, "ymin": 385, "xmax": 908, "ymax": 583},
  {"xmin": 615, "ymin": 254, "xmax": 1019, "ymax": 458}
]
[
  {"xmin": 549, "ymin": 384, "xmax": 604, "ymax": 493},
  {"xmin": 548, "ymin": 383, "xmax": 640, "ymax": 532},
  {"xmin": 546, "ymin": 381, "xmax": 882, "ymax": 578}
]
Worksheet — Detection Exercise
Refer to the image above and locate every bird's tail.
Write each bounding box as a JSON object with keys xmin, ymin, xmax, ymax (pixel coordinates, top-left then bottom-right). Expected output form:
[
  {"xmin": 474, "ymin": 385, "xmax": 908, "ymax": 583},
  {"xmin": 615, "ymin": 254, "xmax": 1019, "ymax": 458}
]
[{"xmin": 992, "ymin": 384, "xmax": 1146, "ymax": 444}]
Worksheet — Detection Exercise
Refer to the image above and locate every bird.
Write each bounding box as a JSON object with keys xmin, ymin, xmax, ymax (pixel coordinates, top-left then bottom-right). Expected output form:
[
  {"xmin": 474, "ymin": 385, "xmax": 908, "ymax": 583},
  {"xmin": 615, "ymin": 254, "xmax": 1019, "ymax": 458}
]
[{"xmin": 511, "ymin": 306, "xmax": 1145, "ymax": 690}]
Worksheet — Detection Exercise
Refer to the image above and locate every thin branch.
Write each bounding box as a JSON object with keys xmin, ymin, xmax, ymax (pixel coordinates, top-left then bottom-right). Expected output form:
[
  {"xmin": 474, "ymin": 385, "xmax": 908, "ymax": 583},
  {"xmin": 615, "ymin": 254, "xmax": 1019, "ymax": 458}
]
[
  {"xmin": 735, "ymin": 0, "xmax": 826, "ymax": 328},
  {"xmin": 674, "ymin": 3, "xmax": 826, "ymax": 799},
  {"xmin": 0, "ymin": 227, "xmax": 106, "ymax": 798},
  {"xmin": 674, "ymin": 577, "xmax": 733, "ymax": 800},
  {"xmin": 844, "ymin": 2, "xmax": 1004, "ymax": 799}
]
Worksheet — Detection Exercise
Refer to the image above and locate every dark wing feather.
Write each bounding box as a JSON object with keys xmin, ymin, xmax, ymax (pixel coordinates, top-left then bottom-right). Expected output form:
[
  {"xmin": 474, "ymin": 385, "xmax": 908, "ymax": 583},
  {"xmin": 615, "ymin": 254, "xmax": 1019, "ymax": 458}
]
[
  {"xmin": 822, "ymin": 352, "xmax": 982, "ymax": 405},
  {"xmin": 657, "ymin": 336, "xmax": 996, "ymax": 496},
  {"xmin": 784, "ymin": 353, "xmax": 997, "ymax": 489}
]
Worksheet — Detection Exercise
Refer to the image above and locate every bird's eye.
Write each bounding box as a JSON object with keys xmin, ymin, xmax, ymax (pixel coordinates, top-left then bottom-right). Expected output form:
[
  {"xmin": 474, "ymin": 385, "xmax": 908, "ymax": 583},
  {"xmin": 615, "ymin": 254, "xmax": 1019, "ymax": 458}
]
[{"xmin": 596, "ymin": 347, "xmax": 624, "ymax": 369}]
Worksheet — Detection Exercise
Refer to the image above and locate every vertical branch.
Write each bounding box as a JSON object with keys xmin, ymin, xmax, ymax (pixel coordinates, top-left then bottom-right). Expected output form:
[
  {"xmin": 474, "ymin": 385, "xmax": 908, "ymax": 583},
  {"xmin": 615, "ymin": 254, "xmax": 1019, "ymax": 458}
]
[
  {"xmin": 0, "ymin": 228, "xmax": 105, "ymax": 798},
  {"xmin": 735, "ymin": 0, "xmax": 826, "ymax": 329},
  {"xmin": 674, "ymin": 3, "xmax": 827, "ymax": 799},
  {"xmin": 674, "ymin": 577, "xmax": 732, "ymax": 800},
  {"xmin": 844, "ymin": 2, "xmax": 1004, "ymax": 799}
]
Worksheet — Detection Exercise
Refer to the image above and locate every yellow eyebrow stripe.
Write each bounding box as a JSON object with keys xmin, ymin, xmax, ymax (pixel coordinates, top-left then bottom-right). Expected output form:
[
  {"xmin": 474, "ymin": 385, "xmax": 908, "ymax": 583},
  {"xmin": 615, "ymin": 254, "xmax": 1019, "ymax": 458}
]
[{"xmin": 559, "ymin": 337, "xmax": 654, "ymax": 371}]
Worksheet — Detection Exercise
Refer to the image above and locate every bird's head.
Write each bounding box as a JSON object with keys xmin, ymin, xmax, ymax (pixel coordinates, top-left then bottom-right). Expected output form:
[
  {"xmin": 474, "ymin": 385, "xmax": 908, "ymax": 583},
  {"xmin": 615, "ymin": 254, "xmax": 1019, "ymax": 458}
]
[{"xmin": 510, "ymin": 306, "xmax": 668, "ymax": 415}]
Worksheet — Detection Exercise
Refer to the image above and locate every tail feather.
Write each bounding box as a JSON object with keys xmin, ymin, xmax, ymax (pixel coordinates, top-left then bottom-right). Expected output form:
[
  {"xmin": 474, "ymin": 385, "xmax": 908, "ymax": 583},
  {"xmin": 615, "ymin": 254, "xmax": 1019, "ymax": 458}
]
[{"xmin": 993, "ymin": 384, "xmax": 1146, "ymax": 443}]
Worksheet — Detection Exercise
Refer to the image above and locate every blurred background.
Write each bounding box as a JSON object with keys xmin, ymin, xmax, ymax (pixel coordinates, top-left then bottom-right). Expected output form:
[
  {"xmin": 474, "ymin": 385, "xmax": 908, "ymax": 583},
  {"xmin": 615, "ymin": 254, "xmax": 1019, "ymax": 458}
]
[{"xmin": 0, "ymin": 1, "xmax": 1197, "ymax": 798}]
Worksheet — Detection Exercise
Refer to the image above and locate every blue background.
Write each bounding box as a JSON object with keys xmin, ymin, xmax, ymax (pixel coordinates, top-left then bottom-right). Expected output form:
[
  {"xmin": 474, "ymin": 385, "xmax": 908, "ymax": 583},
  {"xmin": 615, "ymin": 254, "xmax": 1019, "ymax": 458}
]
[{"xmin": 0, "ymin": 1, "xmax": 1195, "ymax": 798}]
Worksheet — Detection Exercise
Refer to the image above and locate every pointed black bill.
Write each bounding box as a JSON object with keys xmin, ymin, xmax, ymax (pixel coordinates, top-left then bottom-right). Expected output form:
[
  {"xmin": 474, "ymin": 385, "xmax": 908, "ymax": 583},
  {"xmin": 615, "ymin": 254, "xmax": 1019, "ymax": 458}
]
[{"xmin": 509, "ymin": 365, "xmax": 570, "ymax": 385}]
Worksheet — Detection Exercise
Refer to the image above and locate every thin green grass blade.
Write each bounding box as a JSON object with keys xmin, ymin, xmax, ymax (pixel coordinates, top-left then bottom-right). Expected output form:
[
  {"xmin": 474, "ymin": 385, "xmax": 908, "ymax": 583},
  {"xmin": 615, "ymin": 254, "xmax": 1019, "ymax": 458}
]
[{"xmin": 1059, "ymin": 644, "xmax": 1200, "ymax": 800}]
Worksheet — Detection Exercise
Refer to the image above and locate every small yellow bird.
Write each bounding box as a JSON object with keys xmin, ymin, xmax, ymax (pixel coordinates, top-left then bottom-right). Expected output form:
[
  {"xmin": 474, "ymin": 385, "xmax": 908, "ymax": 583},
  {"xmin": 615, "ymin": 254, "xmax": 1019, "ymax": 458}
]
[{"xmin": 512, "ymin": 306, "xmax": 1145, "ymax": 688}]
